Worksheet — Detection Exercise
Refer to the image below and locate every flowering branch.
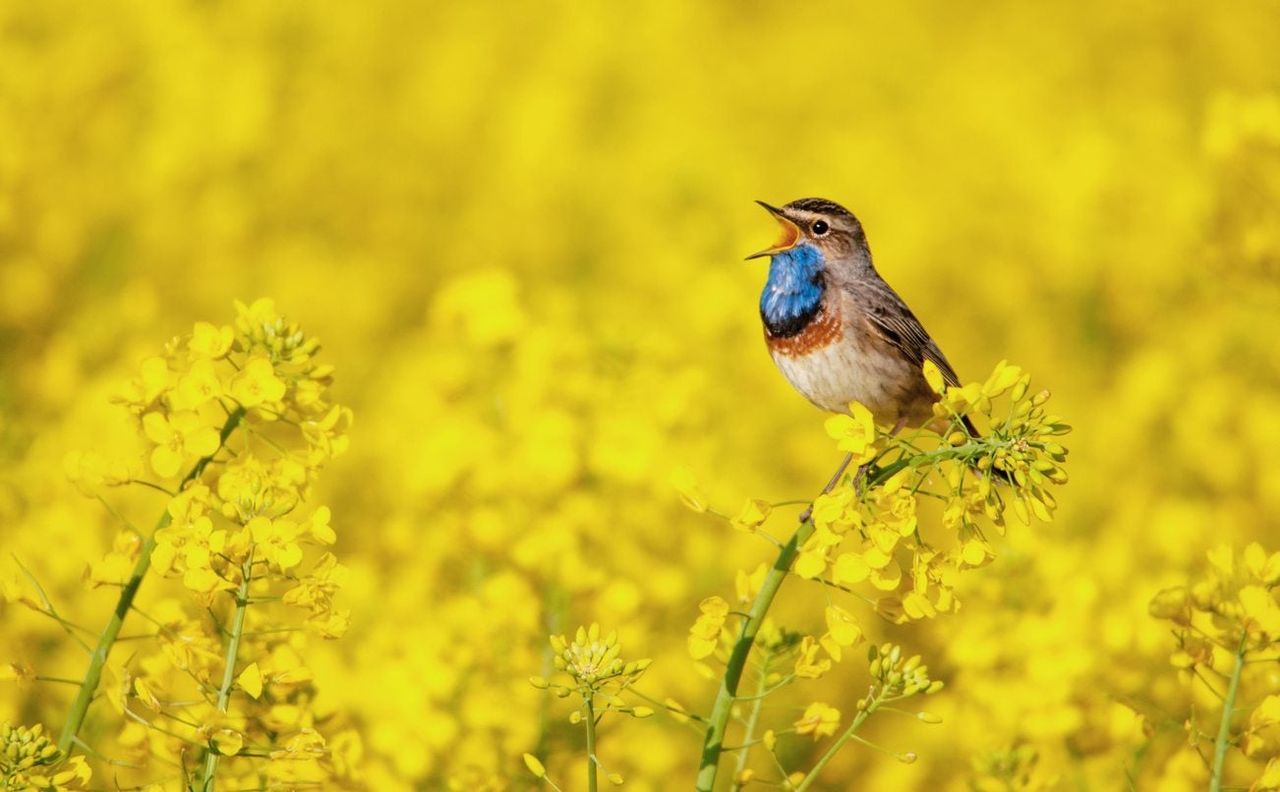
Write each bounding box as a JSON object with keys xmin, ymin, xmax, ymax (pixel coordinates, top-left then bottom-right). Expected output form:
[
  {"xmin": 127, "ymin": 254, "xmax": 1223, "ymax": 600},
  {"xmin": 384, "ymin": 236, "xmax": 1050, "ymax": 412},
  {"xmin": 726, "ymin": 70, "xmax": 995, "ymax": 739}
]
[
  {"xmin": 694, "ymin": 452, "xmax": 853, "ymax": 792},
  {"xmin": 794, "ymin": 691, "xmax": 883, "ymax": 791},
  {"xmin": 527, "ymin": 625, "xmax": 652, "ymax": 789},
  {"xmin": 1150, "ymin": 544, "xmax": 1280, "ymax": 792},
  {"xmin": 48, "ymin": 300, "xmax": 355, "ymax": 791},
  {"xmin": 57, "ymin": 408, "xmax": 244, "ymax": 754},
  {"xmin": 693, "ymin": 363, "xmax": 1068, "ymax": 790},
  {"xmin": 794, "ymin": 645, "xmax": 938, "ymax": 790}
]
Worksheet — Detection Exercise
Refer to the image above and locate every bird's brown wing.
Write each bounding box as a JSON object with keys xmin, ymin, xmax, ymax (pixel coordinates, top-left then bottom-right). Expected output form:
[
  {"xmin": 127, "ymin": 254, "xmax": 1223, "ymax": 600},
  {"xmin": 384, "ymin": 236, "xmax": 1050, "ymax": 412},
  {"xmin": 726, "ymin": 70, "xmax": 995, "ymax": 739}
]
[
  {"xmin": 857, "ymin": 280, "xmax": 963, "ymax": 388},
  {"xmin": 855, "ymin": 281, "xmax": 1005, "ymax": 465}
]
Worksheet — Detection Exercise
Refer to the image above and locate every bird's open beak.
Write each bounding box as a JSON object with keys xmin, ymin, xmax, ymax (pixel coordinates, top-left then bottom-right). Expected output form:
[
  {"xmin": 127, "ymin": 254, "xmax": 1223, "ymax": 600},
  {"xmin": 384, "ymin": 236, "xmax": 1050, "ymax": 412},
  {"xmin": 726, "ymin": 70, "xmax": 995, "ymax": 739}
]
[{"xmin": 745, "ymin": 201, "xmax": 801, "ymax": 260}]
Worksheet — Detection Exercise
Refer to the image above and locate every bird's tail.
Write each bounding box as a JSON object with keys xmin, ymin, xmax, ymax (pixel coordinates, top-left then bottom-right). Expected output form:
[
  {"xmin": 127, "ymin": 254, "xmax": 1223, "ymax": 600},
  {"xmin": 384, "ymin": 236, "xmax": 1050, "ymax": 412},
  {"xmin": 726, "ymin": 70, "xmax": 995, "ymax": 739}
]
[{"xmin": 961, "ymin": 414, "xmax": 1015, "ymax": 484}]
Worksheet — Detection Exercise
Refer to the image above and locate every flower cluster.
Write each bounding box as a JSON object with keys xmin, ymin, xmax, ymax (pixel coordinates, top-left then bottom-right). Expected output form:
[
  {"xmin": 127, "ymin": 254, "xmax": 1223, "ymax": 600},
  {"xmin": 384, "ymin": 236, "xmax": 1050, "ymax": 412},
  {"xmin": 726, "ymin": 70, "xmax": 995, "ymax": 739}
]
[
  {"xmin": 733, "ymin": 643, "xmax": 942, "ymax": 790},
  {"xmin": 0, "ymin": 723, "xmax": 90, "ymax": 791},
  {"xmin": 57, "ymin": 301, "xmax": 358, "ymax": 789},
  {"xmin": 866, "ymin": 642, "xmax": 942, "ymax": 700},
  {"xmin": 689, "ymin": 364, "xmax": 1067, "ymax": 702},
  {"xmin": 528, "ymin": 625, "xmax": 652, "ymax": 788},
  {"xmin": 1150, "ymin": 544, "xmax": 1280, "ymax": 788},
  {"xmin": 681, "ymin": 364, "xmax": 1063, "ymax": 789},
  {"xmin": 546, "ymin": 624, "xmax": 651, "ymax": 695}
]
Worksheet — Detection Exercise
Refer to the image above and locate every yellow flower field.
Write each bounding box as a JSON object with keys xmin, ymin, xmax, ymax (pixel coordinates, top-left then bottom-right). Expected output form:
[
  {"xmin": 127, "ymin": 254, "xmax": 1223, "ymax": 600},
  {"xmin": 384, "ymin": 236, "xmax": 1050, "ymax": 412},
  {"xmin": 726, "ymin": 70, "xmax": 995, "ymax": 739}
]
[{"xmin": 1, "ymin": 1, "xmax": 1278, "ymax": 790}]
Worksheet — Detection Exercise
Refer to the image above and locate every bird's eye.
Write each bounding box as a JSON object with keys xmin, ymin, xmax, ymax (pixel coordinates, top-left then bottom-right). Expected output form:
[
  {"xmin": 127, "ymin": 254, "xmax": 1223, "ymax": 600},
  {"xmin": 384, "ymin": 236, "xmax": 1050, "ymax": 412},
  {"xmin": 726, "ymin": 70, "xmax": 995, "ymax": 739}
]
[{"xmin": 811, "ymin": 220, "xmax": 829, "ymax": 235}]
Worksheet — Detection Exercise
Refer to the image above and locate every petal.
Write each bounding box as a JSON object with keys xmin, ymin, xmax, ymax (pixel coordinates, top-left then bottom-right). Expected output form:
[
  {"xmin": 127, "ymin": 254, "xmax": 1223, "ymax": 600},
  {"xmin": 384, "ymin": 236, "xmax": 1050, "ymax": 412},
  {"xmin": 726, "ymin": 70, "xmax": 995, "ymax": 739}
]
[
  {"xmin": 142, "ymin": 412, "xmax": 171, "ymax": 444},
  {"xmin": 185, "ymin": 427, "xmax": 221, "ymax": 458},
  {"xmin": 237, "ymin": 663, "xmax": 264, "ymax": 699},
  {"xmin": 151, "ymin": 445, "xmax": 182, "ymax": 479}
]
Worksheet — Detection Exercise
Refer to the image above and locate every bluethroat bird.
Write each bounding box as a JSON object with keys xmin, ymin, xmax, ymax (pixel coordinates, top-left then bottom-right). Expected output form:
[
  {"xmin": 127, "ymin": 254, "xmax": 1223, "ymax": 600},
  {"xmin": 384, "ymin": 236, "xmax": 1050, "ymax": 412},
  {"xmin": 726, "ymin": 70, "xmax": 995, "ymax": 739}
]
[{"xmin": 749, "ymin": 197, "xmax": 985, "ymax": 441}]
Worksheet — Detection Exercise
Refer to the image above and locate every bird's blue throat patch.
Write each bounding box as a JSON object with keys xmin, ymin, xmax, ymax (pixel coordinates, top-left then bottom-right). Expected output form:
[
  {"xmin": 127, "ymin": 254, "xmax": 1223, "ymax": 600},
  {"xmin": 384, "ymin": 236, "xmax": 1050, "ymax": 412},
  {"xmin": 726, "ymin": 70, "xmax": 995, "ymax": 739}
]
[{"xmin": 760, "ymin": 243, "xmax": 825, "ymax": 338}]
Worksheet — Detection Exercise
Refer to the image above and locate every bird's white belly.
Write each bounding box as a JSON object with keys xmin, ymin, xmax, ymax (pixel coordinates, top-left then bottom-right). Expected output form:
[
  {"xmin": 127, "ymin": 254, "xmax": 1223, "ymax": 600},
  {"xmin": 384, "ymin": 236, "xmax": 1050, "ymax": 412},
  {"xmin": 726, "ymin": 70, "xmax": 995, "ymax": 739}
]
[{"xmin": 771, "ymin": 342, "xmax": 908, "ymax": 419}]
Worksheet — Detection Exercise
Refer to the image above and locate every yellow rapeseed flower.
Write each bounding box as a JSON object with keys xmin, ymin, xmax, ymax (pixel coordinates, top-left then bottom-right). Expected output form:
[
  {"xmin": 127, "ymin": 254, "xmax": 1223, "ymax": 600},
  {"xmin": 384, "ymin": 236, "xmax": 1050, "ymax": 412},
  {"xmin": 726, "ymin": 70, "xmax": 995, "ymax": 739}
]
[
  {"xmin": 794, "ymin": 702, "xmax": 841, "ymax": 739},
  {"xmin": 141, "ymin": 410, "xmax": 221, "ymax": 478}
]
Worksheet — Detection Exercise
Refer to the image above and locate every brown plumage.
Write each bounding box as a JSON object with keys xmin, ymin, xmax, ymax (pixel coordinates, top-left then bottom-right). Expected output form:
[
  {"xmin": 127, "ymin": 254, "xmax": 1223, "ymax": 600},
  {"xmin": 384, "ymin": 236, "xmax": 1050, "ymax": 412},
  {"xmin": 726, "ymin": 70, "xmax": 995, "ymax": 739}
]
[{"xmin": 751, "ymin": 197, "xmax": 985, "ymax": 441}]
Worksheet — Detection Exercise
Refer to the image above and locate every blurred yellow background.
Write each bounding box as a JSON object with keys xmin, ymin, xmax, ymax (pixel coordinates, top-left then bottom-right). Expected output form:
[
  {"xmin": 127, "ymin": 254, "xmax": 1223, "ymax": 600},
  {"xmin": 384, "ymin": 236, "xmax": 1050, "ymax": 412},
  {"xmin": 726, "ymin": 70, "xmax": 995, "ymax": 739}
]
[{"xmin": 2, "ymin": 0, "xmax": 1279, "ymax": 789}]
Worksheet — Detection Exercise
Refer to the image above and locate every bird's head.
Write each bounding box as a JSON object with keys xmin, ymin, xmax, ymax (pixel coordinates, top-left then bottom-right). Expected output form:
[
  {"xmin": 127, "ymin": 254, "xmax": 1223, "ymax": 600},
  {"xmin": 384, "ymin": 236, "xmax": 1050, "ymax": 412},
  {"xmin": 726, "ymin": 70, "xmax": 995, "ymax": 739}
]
[{"xmin": 746, "ymin": 198, "xmax": 869, "ymax": 272}]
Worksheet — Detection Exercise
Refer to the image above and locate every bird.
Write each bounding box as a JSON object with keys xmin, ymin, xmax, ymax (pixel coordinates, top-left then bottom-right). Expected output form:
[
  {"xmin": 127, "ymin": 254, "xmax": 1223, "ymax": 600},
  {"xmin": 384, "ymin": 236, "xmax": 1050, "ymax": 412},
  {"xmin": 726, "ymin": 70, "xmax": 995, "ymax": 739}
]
[{"xmin": 748, "ymin": 197, "xmax": 984, "ymax": 440}]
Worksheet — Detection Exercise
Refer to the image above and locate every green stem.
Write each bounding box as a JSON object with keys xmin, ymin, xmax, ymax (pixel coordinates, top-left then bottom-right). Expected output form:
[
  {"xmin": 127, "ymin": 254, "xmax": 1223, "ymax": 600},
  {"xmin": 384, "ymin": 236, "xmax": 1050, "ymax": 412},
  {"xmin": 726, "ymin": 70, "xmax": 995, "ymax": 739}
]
[
  {"xmin": 58, "ymin": 409, "xmax": 244, "ymax": 754},
  {"xmin": 731, "ymin": 652, "xmax": 771, "ymax": 781},
  {"xmin": 584, "ymin": 695, "xmax": 598, "ymax": 792},
  {"xmin": 695, "ymin": 453, "xmax": 853, "ymax": 792},
  {"xmin": 1210, "ymin": 634, "xmax": 1248, "ymax": 792},
  {"xmin": 793, "ymin": 691, "xmax": 884, "ymax": 792},
  {"xmin": 201, "ymin": 549, "xmax": 254, "ymax": 792},
  {"xmin": 695, "ymin": 435, "xmax": 991, "ymax": 790}
]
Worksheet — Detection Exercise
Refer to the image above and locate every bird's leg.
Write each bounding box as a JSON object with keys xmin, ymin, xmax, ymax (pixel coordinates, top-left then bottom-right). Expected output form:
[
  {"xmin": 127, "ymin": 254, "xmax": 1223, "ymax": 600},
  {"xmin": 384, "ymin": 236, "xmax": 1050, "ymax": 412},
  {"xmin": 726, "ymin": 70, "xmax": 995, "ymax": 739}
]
[{"xmin": 889, "ymin": 416, "xmax": 909, "ymax": 437}]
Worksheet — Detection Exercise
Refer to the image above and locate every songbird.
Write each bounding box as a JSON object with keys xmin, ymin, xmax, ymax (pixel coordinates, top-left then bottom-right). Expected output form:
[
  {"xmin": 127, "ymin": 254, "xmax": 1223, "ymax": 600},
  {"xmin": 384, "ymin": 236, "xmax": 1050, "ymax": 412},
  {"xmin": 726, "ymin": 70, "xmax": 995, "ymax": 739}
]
[{"xmin": 748, "ymin": 197, "xmax": 982, "ymax": 439}]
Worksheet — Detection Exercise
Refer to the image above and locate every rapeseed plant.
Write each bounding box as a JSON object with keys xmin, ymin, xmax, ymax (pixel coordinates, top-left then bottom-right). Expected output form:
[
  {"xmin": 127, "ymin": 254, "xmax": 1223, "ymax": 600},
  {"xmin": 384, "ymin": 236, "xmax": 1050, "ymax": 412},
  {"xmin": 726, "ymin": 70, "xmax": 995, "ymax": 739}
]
[
  {"xmin": 528, "ymin": 625, "xmax": 652, "ymax": 790},
  {"xmin": 1151, "ymin": 545, "xmax": 1280, "ymax": 790},
  {"xmin": 685, "ymin": 363, "xmax": 1068, "ymax": 789},
  {"xmin": 3, "ymin": 301, "xmax": 356, "ymax": 790}
]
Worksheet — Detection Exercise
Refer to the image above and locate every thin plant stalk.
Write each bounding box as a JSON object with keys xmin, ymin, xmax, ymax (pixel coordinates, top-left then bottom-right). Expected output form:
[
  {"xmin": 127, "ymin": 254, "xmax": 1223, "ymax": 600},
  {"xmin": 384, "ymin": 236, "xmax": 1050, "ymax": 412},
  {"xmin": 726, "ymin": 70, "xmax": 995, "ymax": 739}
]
[
  {"xmin": 58, "ymin": 408, "xmax": 245, "ymax": 754},
  {"xmin": 732, "ymin": 652, "xmax": 771, "ymax": 781},
  {"xmin": 695, "ymin": 453, "xmax": 853, "ymax": 792},
  {"xmin": 584, "ymin": 695, "xmax": 599, "ymax": 792},
  {"xmin": 1210, "ymin": 634, "xmax": 1248, "ymax": 792},
  {"xmin": 200, "ymin": 549, "xmax": 254, "ymax": 791}
]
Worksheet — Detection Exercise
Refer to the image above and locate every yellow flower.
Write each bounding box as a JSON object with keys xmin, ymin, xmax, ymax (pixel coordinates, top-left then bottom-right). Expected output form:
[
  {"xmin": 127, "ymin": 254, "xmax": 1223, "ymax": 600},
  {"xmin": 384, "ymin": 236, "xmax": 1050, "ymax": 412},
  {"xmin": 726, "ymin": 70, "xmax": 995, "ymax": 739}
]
[
  {"xmin": 688, "ymin": 596, "xmax": 729, "ymax": 660},
  {"xmin": 309, "ymin": 608, "xmax": 352, "ymax": 639},
  {"xmin": 308, "ymin": 506, "xmax": 336, "ymax": 544},
  {"xmin": 981, "ymin": 360, "xmax": 1024, "ymax": 398},
  {"xmin": 823, "ymin": 401, "xmax": 878, "ymax": 463},
  {"xmin": 824, "ymin": 605, "xmax": 863, "ymax": 647},
  {"xmin": 86, "ymin": 556, "xmax": 131, "ymax": 588},
  {"xmin": 794, "ymin": 636, "xmax": 832, "ymax": 679},
  {"xmin": 237, "ymin": 663, "xmax": 264, "ymax": 699},
  {"xmin": 730, "ymin": 498, "xmax": 771, "ymax": 533},
  {"xmin": 142, "ymin": 411, "xmax": 221, "ymax": 478},
  {"xmin": 1256, "ymin": 757, "xmax": 1280, "ymax": 791},
  {"xmin": 793, "ymin": 548, "xmax": 827, "ymax": 579},
  {"xmin": 0, "ymin": 722, "xmax": 91, "ymax": 790},
  {"xmin": 551, "ymin": 623, "xmax": 649, "ymax": 690},
  {"xmin": 249, "ymin": 515, "xmax": 304, "ymax": 571},
  {"xmin": 190, "ymin": 322, "xmax": 234, "ymax": 359},
  {"xmin": 210, "ymin": 729, "xmax": 244, "ymax": 757},
  {"xmin": 794, "ymin": 702, "xmax": 841, "ymax": 739},
  {"xmin": 117, "ymin": 356, "xmax": 174, "ymax": 406},
  {"xmin": 86, "ymin": 531, "xmax": 139, "ymax": 588},
  {"xmin": 1240, "ymin": 585, "xmax": 1280, "ymax": 637},
  {"xmin": 283, "ymin": 552, "xmax": 349, "ymax": 617},
  {"xmin": 170, "ymin": 358, "xmax": 224, "ymax": 411},
  {"xmin": 230, "ymin": 356, "xmax": 287, "ymax": 408},
  {"xmin": 902, "ymin": 591, "xmax": 938, "ymax": 620},
  {"xmin": 832, "ymin": 552, "xmax": 870, "ymax": 585}
]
